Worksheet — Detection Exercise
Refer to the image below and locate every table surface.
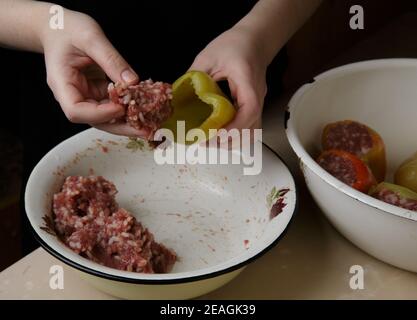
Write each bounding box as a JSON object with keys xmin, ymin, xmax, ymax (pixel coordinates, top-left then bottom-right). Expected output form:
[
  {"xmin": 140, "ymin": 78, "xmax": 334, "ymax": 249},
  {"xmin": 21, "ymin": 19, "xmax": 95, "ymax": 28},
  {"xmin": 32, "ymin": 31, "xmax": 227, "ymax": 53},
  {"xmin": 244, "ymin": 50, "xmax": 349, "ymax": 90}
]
[{"xmin": 1, "ymin": 97, "xmax": 417, "ymax": 300}]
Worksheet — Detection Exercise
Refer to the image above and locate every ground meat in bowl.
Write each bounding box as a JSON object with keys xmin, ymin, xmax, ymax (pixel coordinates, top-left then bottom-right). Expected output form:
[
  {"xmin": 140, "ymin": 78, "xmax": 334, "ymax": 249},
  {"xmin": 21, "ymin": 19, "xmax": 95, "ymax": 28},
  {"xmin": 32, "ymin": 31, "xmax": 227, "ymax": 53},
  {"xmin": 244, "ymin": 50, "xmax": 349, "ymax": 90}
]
[
  {"xmin": 52, "ymin": 175, "xmax": 176, "ymax": 273},
  {"xmin": 108, "ymin": 80, "xmax": 173, "ymax": 139},
  {"xmin": 52, "ymin": 176, "xmax": 118, "ymax": 237}
]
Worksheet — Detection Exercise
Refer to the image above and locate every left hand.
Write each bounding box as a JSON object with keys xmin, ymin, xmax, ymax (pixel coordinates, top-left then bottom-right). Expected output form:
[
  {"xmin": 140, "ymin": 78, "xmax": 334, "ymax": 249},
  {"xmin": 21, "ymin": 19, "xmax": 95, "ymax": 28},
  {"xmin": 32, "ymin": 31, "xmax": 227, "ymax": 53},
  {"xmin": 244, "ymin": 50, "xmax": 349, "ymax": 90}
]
[{"xmin": 41, "ymin": 10, "xmax": 145, "ymax": 137}]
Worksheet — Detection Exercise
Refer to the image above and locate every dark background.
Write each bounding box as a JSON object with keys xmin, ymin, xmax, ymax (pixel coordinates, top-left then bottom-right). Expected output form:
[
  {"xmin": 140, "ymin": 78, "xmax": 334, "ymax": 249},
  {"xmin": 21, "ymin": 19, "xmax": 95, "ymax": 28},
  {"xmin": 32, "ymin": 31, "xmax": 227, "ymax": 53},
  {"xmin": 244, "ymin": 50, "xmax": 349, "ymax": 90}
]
[{"xmin": 1, "ymin": 0, "xmax": 417, "ymax": 271}]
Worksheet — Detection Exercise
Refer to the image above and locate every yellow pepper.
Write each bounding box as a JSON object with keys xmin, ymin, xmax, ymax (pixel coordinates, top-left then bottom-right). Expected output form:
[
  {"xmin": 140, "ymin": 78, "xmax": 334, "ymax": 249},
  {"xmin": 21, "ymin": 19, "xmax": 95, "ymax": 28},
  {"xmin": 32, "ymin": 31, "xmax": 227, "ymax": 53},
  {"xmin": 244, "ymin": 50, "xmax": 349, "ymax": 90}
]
[
  {"xmin": 162, "ymin": 71, "xmax": 236, "ymax": 144},
  {"xmin": 395, "ymin": 152, "xmax": 417, "ymax": 193},
  {"xmin": 370, "ymin": 182, "xmax": 417, "ymax": 202}
]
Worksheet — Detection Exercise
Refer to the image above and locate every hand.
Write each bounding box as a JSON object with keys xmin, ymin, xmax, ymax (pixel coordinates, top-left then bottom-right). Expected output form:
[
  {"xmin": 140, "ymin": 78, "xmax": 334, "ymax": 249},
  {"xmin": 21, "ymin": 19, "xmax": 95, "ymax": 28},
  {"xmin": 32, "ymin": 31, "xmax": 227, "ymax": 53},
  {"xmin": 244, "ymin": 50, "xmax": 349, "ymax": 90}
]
[
  {"xmin": 41, "ymin": 10, "xmax": 146, "ymax": 137},
  {"xmin": 190, "ymin": 25, "xmax": 268, "ymax": 131}
]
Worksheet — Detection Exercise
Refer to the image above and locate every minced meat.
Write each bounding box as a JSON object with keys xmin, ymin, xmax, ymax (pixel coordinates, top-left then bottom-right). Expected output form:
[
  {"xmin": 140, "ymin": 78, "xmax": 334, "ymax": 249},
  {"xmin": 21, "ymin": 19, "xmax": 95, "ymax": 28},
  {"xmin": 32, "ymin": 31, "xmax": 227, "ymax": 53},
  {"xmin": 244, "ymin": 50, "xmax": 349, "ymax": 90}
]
[
  {"xmin": 52, "ymin": 176, "xmax": 176, "ymax": 273},
  {"xmin": 108, "ymin": 80, "xmax": 173, "ymax": 139}
]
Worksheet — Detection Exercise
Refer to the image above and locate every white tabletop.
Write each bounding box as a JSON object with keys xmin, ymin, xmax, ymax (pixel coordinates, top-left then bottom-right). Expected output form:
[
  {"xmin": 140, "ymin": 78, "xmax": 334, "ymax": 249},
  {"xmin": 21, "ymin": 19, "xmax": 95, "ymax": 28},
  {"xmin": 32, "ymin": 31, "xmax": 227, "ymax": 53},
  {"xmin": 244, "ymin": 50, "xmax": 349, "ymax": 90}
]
[{"xmin": 1, "ymin": 97, "xmax": 417, "ymax": 299}]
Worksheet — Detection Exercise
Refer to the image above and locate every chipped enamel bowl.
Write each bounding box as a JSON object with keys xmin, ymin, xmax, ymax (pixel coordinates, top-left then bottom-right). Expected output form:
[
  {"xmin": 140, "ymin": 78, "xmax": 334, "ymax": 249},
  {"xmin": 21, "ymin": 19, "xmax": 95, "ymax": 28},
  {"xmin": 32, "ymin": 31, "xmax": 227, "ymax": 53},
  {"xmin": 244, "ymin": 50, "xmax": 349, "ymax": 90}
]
[
  {"xmin": 25, "ymin": 128, "xmax": 296, "ymax": 299},
  {"xmin": 286, "ymin": 59, "xmax": 417, "ymax": 272}
]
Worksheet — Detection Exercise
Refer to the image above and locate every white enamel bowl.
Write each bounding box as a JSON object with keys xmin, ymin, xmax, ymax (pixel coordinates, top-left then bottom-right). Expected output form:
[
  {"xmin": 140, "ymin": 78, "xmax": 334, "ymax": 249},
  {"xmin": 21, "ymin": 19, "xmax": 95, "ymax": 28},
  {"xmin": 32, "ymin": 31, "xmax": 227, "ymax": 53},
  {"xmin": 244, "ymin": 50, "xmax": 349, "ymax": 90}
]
[
  {"xmin": 25, "ymin": 128, "xmax": 296, "ymax": 299},
  {"xmin": 286, "ymin": 59, "xmax": 417, "ymax": 272}
]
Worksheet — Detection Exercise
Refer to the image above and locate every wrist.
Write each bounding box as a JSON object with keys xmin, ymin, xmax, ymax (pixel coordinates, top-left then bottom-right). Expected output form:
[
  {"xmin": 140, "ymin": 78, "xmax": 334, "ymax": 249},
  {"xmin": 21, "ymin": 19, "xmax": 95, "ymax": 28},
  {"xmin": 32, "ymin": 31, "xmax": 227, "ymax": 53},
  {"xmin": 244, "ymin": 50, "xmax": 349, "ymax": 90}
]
[
  {"xmin": 0, "ymin": 0, "xmax": 54, "ymax": 53},
  {"xmin": 36, "ymin": 2, "xmax": 62, "ymax": 53},
  {"xmin": 230, "ymin": 23, "xmax": 272, "ymax": 70}
]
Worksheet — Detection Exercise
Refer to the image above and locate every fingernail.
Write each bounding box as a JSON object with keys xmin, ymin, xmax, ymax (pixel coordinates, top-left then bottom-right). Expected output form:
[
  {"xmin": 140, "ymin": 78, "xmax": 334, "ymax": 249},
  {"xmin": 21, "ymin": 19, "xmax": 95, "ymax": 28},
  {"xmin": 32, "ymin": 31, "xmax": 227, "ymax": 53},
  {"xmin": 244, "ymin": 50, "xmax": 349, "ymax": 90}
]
[{"xmin": 121, "ymin": 69, "xmax": 138, "ymax": 83}]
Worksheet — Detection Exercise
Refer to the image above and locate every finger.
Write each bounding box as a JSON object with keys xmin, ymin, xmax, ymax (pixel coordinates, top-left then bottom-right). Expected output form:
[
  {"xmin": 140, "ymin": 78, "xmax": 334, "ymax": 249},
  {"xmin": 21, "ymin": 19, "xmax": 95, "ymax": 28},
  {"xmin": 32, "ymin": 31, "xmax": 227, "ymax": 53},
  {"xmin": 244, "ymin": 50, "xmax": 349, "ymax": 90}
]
[
  {"xmin": 87, "ymin": 78, "xmax": 111, "ymax": 101},
  {"xmin": 223, "ymin": 77, "xmax": 263, "ymax": 131},
  {"xmin": 189, "ymin": 56, "xmax": 210, "ymax": 73},
  {"xmin": 52, "ymin": 74, "xmax": 125, "ymax": 124},
  {"xmin": 251, "ymin": 117, "xmax": 262, "ymax": 130},
  {"xmin": 189, "ymin": 61, "xmax": 227, "ymax": 85},
  {"xmin": 83, "ymin": 29, "xmax": 139, "ymax": 85},
  {"xmin": 93, "ymin": 122, "xmax": 149, "ymax": 138}
]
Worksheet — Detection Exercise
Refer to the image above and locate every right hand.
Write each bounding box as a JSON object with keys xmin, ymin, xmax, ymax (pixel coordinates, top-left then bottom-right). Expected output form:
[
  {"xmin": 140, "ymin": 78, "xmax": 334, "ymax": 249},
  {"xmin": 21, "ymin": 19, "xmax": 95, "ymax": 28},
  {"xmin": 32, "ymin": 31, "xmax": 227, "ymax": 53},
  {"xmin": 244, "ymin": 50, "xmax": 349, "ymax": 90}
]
[{"xmin": 190, "ymin": 25, "xmax": 269, "ymax": 132}]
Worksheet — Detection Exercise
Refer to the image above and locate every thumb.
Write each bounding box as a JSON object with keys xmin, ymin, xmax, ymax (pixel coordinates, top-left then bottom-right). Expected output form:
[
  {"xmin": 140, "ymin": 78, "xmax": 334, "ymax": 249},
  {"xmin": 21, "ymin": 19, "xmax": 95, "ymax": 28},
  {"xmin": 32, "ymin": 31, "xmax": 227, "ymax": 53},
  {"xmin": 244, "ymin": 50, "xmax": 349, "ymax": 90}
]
[
  {"xmin": 189, "ymin": 53, "xmax": 212, "ymax": 74},
  {"xmin": 83, "ymin": 29, "xmax": 139, "ymax": 85}
]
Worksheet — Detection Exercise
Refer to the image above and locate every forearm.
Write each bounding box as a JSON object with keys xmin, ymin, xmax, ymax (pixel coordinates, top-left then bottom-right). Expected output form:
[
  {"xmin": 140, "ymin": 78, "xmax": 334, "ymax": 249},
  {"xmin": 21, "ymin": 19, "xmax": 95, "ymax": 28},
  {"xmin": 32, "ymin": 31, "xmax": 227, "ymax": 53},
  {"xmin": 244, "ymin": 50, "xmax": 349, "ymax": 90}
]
[
  {"xmin": 236, "ymin": 0, "xmax": 322, "ymax": 66},
  {"xmin": 0, "ymin": 0, "xmax": 53, "ymax": 52}
]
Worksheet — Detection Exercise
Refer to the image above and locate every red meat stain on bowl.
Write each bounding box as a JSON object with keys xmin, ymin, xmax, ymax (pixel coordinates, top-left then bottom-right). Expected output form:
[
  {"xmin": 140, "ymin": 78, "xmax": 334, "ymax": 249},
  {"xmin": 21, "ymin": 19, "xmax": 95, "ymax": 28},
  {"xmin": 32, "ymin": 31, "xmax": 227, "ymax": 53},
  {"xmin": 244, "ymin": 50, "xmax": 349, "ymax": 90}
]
[
  {"xmin": 107, "ymin": 140, "xmax": 119, "ymax": 146},
  {"xmin": 53, "ymin": 165, "xmax": 67, "ymax": 177}
]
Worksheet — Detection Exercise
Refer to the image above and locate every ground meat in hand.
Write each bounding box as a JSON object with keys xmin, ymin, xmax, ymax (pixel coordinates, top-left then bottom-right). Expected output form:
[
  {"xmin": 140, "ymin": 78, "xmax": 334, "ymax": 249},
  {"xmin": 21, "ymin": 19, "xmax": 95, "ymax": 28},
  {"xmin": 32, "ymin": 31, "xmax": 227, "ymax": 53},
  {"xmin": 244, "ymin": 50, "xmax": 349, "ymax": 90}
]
[{"xmin": 108, "ymin": 80, "xmax": 173, "ymax": 139}]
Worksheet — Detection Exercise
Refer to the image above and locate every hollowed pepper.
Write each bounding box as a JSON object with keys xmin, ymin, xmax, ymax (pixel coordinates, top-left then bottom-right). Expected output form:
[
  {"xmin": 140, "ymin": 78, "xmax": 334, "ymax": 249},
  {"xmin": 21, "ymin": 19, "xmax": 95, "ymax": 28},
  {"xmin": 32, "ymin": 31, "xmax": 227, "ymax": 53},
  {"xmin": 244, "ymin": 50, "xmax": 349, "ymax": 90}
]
[
  {"xmin": 162, "ymin": 71, "xmax": 236, "ymax": 144},
  {"xmin": 395, "ymin": 152, "xmax": 417, "ymax": 193},
  {"xmin": 369, "ymin": 182, "xmax": 417, "ymax": 212},
  {"xmin": 322, "ymin": 120, "xmax": 387, "ymax": 182},
  {"xmin": 317, "ymin": 149, "xmax": 377, "ymax": 193}
]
